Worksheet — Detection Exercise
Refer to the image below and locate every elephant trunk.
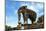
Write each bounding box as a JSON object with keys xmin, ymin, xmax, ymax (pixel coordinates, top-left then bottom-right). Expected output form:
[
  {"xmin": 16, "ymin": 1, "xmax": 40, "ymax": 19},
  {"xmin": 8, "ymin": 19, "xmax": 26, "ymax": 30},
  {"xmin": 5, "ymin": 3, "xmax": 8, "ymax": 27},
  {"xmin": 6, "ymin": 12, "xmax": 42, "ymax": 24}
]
[{"xmin": 18, "ymin": 9, "xmax": 21, "ymax": 21}]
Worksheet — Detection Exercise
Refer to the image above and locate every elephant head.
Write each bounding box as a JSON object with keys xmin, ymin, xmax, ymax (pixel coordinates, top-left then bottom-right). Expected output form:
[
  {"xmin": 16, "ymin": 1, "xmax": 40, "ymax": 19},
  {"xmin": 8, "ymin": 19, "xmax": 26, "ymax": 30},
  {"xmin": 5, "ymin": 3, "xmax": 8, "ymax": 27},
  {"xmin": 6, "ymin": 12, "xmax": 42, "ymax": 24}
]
[{"xmin": 18, "ymin": 6, "xmax": 27, "ymax": 21}]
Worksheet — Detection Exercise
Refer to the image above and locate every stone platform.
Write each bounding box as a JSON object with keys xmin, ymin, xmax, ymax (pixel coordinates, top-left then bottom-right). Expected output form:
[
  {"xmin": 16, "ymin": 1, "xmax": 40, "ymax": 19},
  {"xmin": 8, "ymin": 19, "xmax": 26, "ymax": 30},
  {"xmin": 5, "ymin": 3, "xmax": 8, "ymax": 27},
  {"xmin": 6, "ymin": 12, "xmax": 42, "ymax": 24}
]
[
  {"xmin": 21, "ymin": 23, "xmax": 44, "ymax": 30},
  {"xmin": 9, "ymin": 23, "xmax": 44, "ymax": 30}
]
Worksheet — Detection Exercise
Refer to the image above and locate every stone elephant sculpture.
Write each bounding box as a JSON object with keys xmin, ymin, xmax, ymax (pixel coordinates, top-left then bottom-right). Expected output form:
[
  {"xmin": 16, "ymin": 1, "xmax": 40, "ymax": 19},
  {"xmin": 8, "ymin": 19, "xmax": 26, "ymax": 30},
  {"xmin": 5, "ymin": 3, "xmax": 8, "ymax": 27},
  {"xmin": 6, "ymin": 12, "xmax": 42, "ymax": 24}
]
[
  {"xmin": 37, "ymin": 15, "xmax": 44, "ymax": 23},
  {"xmin": 17, "ymin": 6, "xmax": 37, "ymax": 24}
]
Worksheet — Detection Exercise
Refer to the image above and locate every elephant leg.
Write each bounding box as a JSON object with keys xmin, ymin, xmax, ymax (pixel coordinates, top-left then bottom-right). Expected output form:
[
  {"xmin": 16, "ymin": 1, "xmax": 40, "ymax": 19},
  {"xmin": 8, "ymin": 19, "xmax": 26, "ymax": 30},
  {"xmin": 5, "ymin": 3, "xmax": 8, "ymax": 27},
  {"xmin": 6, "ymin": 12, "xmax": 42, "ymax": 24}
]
[
  {"xmin": 32, "ymin": 17, "xmax": 36, "ymax": 24},
  {"xmin": 29, "ymin": 15, "xmax": 36, "ymax": 24},
  {"xmin": 23, "ymin": 14, "xmax": 28, "ymax": 24},
  {"xmin": 32, "ymin": 16, "xmax": 36, "ymax": 24}
]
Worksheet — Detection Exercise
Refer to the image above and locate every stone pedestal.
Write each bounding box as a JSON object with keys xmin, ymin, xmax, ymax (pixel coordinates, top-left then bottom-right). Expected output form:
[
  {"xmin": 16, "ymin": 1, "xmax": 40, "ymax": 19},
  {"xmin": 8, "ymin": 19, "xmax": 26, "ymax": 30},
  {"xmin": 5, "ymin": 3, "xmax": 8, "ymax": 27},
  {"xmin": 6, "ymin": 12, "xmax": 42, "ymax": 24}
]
[{"xmin": 17, "ymin": 21, "xmax": 21, "ymax": 30}]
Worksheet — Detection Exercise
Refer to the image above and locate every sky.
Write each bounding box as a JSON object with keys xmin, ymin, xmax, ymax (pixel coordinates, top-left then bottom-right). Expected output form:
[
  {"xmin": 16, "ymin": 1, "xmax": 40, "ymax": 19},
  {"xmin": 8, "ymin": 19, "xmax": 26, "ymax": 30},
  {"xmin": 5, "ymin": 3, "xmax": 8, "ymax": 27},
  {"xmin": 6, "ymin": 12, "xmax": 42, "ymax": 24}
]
[{"xmin": 6, "ymin": 0, "xmax": 44, "ymax": 27}]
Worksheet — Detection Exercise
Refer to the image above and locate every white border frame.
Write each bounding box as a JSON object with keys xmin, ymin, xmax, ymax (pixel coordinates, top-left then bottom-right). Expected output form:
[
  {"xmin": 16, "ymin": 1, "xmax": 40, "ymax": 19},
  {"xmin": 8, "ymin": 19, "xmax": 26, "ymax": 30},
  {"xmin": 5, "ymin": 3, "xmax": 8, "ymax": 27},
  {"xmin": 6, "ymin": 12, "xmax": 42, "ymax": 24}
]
[{"xmin": 0, "ymin": 0, "xmax": 46, "ymax": 31}]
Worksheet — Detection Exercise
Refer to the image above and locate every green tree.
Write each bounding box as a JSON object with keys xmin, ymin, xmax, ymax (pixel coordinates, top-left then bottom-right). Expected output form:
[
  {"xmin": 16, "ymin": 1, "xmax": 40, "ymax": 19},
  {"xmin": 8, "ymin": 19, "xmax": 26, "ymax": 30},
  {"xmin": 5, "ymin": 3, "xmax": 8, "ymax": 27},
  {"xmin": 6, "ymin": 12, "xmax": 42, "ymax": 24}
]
[{"xmin": 5, "ymin": 25, "xmax": 11, "ymax": 31}]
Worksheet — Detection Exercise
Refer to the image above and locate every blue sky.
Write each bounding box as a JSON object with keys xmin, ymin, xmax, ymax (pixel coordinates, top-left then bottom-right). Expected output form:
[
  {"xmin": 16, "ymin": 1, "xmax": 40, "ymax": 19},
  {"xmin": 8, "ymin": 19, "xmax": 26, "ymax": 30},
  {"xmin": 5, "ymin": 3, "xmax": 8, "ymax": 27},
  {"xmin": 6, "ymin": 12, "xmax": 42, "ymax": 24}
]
[{"xmin": 6, "ymin": 0, "xmax": 44, "ymax": 27}]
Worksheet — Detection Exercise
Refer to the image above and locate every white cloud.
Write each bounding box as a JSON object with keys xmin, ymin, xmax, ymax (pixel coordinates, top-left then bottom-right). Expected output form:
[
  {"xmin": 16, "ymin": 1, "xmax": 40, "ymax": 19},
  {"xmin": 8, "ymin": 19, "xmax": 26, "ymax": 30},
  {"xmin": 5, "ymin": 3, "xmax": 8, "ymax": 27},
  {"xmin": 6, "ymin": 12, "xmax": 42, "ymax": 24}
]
[
  {"xmin": 20, "ymin": 3, "xmax": 28, "ymax": 7},
  {"xmin": 35, "ymin": 3, "xmax": 43, "ymax": 10},
  {"xmin": 7, "ymin": 23, "xmax": 18, "ymax": 27}
]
